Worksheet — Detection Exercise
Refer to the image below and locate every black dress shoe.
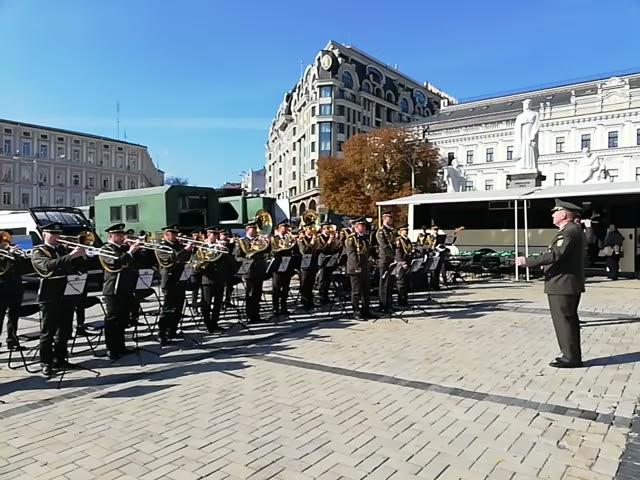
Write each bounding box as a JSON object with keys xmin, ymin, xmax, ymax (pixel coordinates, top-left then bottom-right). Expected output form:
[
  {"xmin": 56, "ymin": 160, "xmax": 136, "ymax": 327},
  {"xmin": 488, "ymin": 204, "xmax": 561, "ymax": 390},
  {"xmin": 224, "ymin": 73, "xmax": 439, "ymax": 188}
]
[
  {"xmin": 120, "ymin": 347, "xmax": 137, "ymax": 355},
  {"xmin": 549, "ymin": 358, "xmax": 583, "ymax": 368},
  {"xmin": 352, "ymin": 313, "xmax": 366, "ymax": 321},
  {"xmin": 108, "ymin": 351, "xmax": 121, "ymax": 361},
  {"xmin": 159, "ymin": 337, "xmax": 170, "ymax": 346},
  {"xmin": 362, "ymin": 311, "xmax": 379, "ymax": 320},
  {"xmin": 207, "ymin": 325, "xmax": 226, "ymax": 333},
  {"xmin": 41, "ymin": 365, "xmax": 52, "ymax": 377},
  {"xmin": 281, "ymin": 309, "xmax": 292, "ymax": 315}
]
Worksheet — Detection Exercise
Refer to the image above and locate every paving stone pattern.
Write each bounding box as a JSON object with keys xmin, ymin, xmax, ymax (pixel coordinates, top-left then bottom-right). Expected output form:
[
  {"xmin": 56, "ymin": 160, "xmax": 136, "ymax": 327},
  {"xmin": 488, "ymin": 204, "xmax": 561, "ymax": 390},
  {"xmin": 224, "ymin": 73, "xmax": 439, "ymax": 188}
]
[{"xmin": 1, "ymin": 278, "xmax": 639, "ymax": 479}]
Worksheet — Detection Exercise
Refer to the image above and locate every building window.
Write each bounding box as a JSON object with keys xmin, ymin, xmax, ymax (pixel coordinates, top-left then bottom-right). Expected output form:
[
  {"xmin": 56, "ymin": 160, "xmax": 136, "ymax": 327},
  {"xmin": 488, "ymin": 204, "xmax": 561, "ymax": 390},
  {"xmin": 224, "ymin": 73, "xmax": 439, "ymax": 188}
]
[
  {"xmin": 341, "ymin": 71, "xmax": 354, "ymax": 89},
  {"xmin": 319, "ymin": 104, "xmax": 332, "ymax": 116},
  {"xmin": 311, "ymin": 159, "xmax": 315, "ymax": 170},
  {"xmin": 21, "ymin": 141, "xmax": 31, "ymax": 157},
  {"xmin": 581, "ymin": 134, "xmax": 591, "ymax": 150},
  {"xmin": 319, "ymin": 122, "xmax": 332, "ymax": 156},
  {"xmin": 2, "ymin": 192, "xmax": 12, "ymax": 205},
  {"xmin": 319, "ymin": 85, "xmax": 333, "ymax": 98},
  {"xmin": 3, "ymin": 139, "xmax": 12, "ymax": 156},
  {"xmin": 555, "ymin": 136, "xmax": 565, "ymax": 153},
  {"xmin": 72, "ymin": 174, "xmax": 80, "ymax": 186},
  {"xmin": 4, "ymin": 128, "xmax": 12, "ymax": 134},
  {"xmin": 466, "ymin": 150, "xmax": 474, "ymax": 164},
  {"xmin": 447, "ymin": 152, "xmax": 455, "ymax": 162},
  {"xmin": 337, "ymin": 105, "xmax": 345, "ymax": 116},
  {"xmin": 125, "ymin": 204, "xmax": 139, "ymax": 221},
  {"xmin": 2, "ymin": 165, "xmax": 12, "ymax": 181},
  {"xmin": 400, "ymin": 98, "xmax": 409, "ymax": 113},
  {"xmin": 311, "ymin": 142, "xmax": 316, "ymax": 153},
  {"xmin": 130, "ymin": 180, "xmax": 136, "ymax": 189},
  {"xmin": 464, "ymin": 180, "xmax": 474, "ymax": 191},
  {"xmin": 637, "ymin": 128, "xmax": 640, "ymax": 146},
  {"xmin": 73, "ymin": 149, "xmax": 80, "ymax": 162},
  {"xmin": 337, "ymin": 141, "xmax": 343, "ymax": 152},
  {"xmin": 554, "ymin": 172, "xmax": 565, "ymax": 186},
  {"xmin": 608, "ymin": 169, "xmax": 619, "ymax": 182},
  {"xmin": 39, "ymin": 143, "xmax": 48, "ymax": 158},
  {"xmin": 486, "ymin": 148, "xmax": 494, "ymax": 163},
  {"xmin": 507, "ymin": 146, "xmax": 513, "ymax": 161},
  {"xmin": 608, "ymin": 131, "xmax": 618, "ymax": 148},
  {"xmin": 338, "ymin": 123, "xmax": 345, "ymax": 134},
  {"xmin": 21, "ymin": 193, "xmax": 30, "ymax": 207},
  {"xmin": 57, "ymin": 146, "xmax": 65, "ymax": 159},
  {"xmin": 102, "ymin": 178, "xmax": 109, "ymax": 189},
  {"xmin": 103, "ymin": 153, "xmax": 110, "ymax": 165},
  {"xmin": 88, "ymin": 176, "xmax": 95, "ymax": 188},
  {"xmin": 56, "ymin": 172, "xmax": 64, "ymax": 186},
  {"xmin": 87, "ymin": 151, "xmax": 95, "ymax": 164},
  {"xmin": 311, "ymin": 124, "xmax": 315, "ymax": 134},
  {"xmin": 485, "ymin": 179, "xmax": 494, "ymax": 191},
  {"xmin": 636, "ymin": 167, "xmax": 640, "ymax": 181},
  {"xmin": 311, "ymin": 106, "xmax": 316, "ymax": 117},
  {"xmin": 110, "ymin": 206, "xmax": 122, "ymax": 222}
]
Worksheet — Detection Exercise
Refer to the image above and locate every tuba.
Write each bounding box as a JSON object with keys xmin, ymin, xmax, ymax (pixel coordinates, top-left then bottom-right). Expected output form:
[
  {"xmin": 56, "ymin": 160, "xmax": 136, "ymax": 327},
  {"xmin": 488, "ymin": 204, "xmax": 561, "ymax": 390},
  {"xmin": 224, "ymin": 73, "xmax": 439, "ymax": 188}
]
[
  {"xmin": 0, "ymin": 231, "xmax": 13, "ymax": 276},
  {"xmin": 255, "ymin": 209, "xmax": 273, "ymax": 237},
  {"xmin": 301, "ymin": 210, "xmax": 320, "ymax": 232}
]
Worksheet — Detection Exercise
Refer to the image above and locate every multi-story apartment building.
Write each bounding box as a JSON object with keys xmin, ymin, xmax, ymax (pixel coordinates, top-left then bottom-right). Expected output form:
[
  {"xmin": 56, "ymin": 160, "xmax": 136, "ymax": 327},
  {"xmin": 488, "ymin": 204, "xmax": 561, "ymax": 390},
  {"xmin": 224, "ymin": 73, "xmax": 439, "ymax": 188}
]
[
  {"xmin": 413, "ymin": 73, "xmax": 640, "ymax": 191},
  {"xmin": 0, "ymin": 118, "xmax": 163, "ymax": 210},
  {"xmin": 266, "ymin": 40, "xmax": 456, "ymax": 216}
]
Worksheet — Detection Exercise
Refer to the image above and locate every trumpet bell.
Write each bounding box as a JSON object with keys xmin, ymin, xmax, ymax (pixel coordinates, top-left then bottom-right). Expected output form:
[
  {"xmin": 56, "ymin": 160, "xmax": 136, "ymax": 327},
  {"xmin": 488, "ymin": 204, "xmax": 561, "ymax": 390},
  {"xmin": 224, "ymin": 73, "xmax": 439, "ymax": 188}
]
[{"xmin": 0, "ymin": 230, "xmax": 12, "ymax": 245}]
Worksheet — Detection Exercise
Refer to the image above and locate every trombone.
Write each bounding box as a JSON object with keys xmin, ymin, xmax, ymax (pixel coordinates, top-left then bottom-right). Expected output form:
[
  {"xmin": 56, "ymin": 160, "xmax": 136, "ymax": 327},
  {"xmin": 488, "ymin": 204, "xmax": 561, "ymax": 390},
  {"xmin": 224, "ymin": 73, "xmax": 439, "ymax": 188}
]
[
  {"xmin": 124, "ymin": 236, "xmax": 173, "ymax": 253},
  {"xmin": 58, "ymin": 231, "xmax": 120, "ymax": 260}
]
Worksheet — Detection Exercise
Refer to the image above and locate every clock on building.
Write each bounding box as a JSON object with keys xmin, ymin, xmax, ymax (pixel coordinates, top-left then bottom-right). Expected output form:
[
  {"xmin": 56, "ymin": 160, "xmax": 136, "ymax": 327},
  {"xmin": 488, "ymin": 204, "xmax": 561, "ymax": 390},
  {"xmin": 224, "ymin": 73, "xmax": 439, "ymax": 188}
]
[{"xmin": 320, "ymin": 54, "xmax": 333, "ymax": 71}]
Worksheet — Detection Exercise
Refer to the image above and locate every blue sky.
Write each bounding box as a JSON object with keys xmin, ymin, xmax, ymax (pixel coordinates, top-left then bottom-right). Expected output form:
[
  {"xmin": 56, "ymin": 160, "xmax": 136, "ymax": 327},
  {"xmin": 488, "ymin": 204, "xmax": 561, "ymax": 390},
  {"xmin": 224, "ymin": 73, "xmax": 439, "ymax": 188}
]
[{"xmin": 1, "ymin": 0, "xmax": 639, "ymax": 186}]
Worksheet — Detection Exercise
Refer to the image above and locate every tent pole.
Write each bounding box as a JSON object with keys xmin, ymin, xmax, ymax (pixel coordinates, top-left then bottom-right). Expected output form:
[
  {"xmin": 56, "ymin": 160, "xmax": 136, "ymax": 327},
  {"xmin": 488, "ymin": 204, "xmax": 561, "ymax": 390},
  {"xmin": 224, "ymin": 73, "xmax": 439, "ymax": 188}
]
[
  {"xmin": 524, "ymin": 199, "xmax": 530, "ymax": 282},
  {"xmin": 514, "ymin": 199, "xmax": 519, "ymax": 281}
]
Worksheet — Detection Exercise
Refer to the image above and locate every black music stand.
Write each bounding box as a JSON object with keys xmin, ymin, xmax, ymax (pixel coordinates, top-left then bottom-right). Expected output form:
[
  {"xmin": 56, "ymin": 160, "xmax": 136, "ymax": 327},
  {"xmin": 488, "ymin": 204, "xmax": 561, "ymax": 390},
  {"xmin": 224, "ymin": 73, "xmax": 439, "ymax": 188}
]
[
  {"xmin": 327, "ymin": 266, "xmax": 350, "ymax": 318},
  {"xmin": 376, "ymin": 263, "xmax": 410, "ymax": 324},
  {"xmin": 70, "ymin": 269, "xmax": 106, "ymax": 357},
  {"xmin": 225, "ymin": 260, "xmax": 253, "ymax": 334},
  {"xmin": 420, "ymin": 256, "xmax": 443, "ymax": 306},
  {"xmin": 272, "ymin": 256, "xmax": 299, "ymax": 323},
  {"xmin": 125, "ymin": 269, "xmax": 161, "ymax": 364},
  {"xmin": 175, "ymin": 265, "xmax": 202, "ymax": 348}
]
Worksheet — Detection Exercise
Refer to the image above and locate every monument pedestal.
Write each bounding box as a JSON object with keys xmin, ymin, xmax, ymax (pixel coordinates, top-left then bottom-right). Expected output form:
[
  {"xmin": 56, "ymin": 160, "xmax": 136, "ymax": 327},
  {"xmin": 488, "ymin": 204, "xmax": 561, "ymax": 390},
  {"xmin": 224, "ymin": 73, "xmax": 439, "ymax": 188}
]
[{"xmin": 507, "ymin": 171, "xmax": 545, "ymax": 189}]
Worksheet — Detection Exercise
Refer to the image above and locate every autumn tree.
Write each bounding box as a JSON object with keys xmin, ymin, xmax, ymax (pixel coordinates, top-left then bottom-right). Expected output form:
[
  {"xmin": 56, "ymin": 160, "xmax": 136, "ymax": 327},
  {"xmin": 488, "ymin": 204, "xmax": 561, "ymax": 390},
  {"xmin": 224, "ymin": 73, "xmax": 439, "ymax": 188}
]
[
  {"xmin": 318, "ymin": 127, "xmax": 440, "ymax": 220},
  {"xmin": 165, "ymin": 176, "xmax": 190, "ymax": 186}
]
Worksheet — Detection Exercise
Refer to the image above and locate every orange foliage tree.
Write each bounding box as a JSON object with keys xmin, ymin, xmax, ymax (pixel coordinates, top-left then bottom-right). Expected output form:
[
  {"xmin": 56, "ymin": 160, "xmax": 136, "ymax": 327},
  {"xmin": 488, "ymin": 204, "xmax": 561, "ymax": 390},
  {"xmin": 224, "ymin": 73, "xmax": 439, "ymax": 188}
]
[{"xmin": 318, "ymin": 127, "xmax": 440, "ymax": 220}]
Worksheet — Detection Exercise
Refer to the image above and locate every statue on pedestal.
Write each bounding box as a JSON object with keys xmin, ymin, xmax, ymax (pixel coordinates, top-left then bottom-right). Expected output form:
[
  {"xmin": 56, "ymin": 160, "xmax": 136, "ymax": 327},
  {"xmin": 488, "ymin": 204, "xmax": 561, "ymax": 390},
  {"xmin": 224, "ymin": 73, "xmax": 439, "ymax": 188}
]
[
  {"xmin": 513, "ymin": 99, "xmax": 540, "ymax": 171},
  {"xmin": 443, "ymin": 158, "xmax": 466, "ymax": 192}
]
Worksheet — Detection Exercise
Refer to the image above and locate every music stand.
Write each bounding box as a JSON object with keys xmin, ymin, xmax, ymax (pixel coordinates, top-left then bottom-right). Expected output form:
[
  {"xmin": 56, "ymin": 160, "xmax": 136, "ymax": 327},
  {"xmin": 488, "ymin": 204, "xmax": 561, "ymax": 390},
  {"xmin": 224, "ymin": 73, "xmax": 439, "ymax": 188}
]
[
  {"xmin": 272, "ymin": 256, "xmax": 298, "ymax": 324},
  {"xmin": 55, "ymin": 274, "xmax": 100, "ymax": 387},
  {"xmin": 423, "ymin": 256, "xmax": 443, "ymax": 306},
  {"xmin": 375, "ymin": 263, "xmax": 410, "ymax": 324},
  {"xmin": 225, "ymin": 261, "xmax": 253, "ymax": 334},
  {"xmin": 124, "ymin": 269, "xmax": 160, "ymax": 364}
]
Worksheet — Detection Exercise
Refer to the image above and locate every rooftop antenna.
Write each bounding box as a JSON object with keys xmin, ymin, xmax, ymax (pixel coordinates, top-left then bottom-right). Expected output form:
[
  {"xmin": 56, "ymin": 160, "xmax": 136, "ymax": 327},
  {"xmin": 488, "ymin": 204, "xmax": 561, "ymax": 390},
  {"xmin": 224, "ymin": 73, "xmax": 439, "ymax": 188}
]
[
  {"xmin": 124, "ymin": 129, "xmax": 127, "ymax": 141},
  {"xmin": 116, "ymin": 101, "xmax": 120, "ymax": 139},
  {"xmin": 299, "ymin": 60, "xmax": 304, "ymax": 80}
]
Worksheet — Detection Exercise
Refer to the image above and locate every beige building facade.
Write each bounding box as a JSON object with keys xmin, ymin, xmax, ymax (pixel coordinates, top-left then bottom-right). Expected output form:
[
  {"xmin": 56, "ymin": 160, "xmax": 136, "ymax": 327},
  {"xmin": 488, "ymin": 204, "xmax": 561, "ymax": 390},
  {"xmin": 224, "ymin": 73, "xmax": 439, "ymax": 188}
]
[{"xmin": 0, "ymin": 118, "xmax": 163, "ymax": 210}]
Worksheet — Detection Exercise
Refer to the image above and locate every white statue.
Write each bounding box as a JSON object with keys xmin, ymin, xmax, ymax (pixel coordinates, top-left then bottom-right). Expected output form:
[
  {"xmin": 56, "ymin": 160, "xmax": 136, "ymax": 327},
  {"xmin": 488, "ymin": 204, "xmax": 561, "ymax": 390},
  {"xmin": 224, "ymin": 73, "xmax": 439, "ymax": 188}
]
[
  {"xmin": 578, "ymin": 148, "xmax": 607, "ymax": 184},
  {"xmin": 443, "ymin": 158, "xmax": 466, "ymax": 192},
  {"xmin": 513, "ymin": 99, "xmax": 540, "ymax": 171}
]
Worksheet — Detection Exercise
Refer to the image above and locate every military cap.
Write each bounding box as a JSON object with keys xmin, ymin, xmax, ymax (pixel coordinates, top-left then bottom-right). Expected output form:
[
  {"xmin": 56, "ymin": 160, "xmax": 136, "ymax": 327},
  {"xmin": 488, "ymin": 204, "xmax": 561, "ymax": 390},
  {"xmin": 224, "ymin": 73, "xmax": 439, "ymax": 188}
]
[
  {"xmin": 205, "ymin": 225, "xmax": 220, "ymax": 233},
  {"xmin": 245, "ymin": 221, "xmax": 258, "ymax": 229},
  {"xmin": 381, "ymin": 211, "xmax": 393, "ymax": 217},
  {"xmin": 105, "ymin": 223, "xmax": 126, "ymax": 234},
  {"xmin": 125, "ymin": 228, "xmax": 135, "ymax": 236},
  {"xmin": 276, "ymin": 220, "xmax": 290, "ymax": 227},
  {"xmin": 352, "ymin": 216, "xmax": 368, "ymax": 226},
  {"xmin": 398, "ymin": 224, "xmax": 409, "ymax": 230},
  {"xmin": 552, "ymin": 199, "xmax": 583, "ymax": 214},
  {"xmin": 162, "ymin": 225, "xmax": 180, "ymax": 233},
  {"xmin": 41, "ymin": 223, "xmax": 63, "ymax": 234},
  {"xmin": 191, "ymin": 228, "xmax": 205, "ymax": 235}
]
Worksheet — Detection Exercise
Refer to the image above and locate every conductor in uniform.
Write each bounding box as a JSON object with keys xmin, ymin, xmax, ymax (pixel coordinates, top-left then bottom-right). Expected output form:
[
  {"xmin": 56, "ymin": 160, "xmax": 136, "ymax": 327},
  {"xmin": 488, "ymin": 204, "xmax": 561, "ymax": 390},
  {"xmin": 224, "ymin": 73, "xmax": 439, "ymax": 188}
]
[
  {"xmin": 99, "ymin": 223, "xmax": 141, "ymax": 359},
  {"xmin": 155, "ymin": 225, "xmax": 194, "ymax": 345},
  {"xmin": 345, "ymin": 217, "xmax": 377, "ymax": 320},
  {"xmin": 376, "ymin": 211, "xmax": 395, "ymax": 312},
  {"xmin": 516, "ymin": 199, "xmax": 586, "ymax": 368}
]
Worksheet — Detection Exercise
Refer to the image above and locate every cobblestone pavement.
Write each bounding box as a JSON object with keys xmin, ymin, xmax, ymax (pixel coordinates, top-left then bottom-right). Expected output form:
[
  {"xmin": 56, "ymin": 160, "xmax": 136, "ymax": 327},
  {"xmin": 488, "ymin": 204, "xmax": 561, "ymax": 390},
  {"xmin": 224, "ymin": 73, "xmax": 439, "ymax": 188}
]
[{"xmin": 1, "ymin": 278, "xmax": 639, "ymax": 479}]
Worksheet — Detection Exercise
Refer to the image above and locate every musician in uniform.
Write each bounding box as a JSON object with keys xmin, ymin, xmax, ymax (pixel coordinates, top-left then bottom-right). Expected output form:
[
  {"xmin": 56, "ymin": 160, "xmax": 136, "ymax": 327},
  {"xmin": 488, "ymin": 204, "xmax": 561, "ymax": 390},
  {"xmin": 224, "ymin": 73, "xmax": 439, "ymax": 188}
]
[
  {"xmin": 31, "ymin": 223, "xmax": 87, "ymax": 377},
  {"xmin": 394, "ymin": 224, "xmax": 413, "ymax": 306},
  {"xmin": 99, "ymin": 223, "xmax": 141, "ymax": 359},
  {"xmin": 235, "ymin": 222, "xmax": 269, "ymax": 322},
  {"xmin": 316, "ymin": 222, "xmax": 341, "ymax": 304},
  {"xmin": 376, "ymin": 211, "xmax": 396, "ymax": 312},
  {"xmin": 199, "ymin": 226, "xmax": 227, "ymax": 333},
  {"xmin": 345, "ymin": 218, "xmax": 377, "ymax": 320},
  {"xmin": 516, "ymin": 199, "xmax": 586, "ymax": 368},
  {"xmin": 297, "ymin": 224, "xmax": 319, "ymax": 311},
  {"xmin": 270, "ymin": 221, "xmax": 295, "ymax": 315},
  {"xmin": 155, "ymin": 225, "xmax": 194, "ymax": 345},
  {"xmin": 0, "ymin": 231, "xmax": 28, "ymax": 350}
]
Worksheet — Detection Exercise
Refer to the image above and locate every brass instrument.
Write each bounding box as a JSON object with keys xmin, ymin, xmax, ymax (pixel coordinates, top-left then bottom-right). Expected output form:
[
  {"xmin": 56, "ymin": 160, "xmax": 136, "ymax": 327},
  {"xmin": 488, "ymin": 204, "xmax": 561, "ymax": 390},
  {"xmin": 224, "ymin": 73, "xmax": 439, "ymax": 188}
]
[
  {"xmin": 255, "ymin": 209, "xmax": 273, "ymax": 236},
  {"xmin": 245, "ymin": 235, "xmax": 270, "ymax": 258},
  {"xmin": 301, "ymin": 210, "xmax": 321, "ymax": 232},
  {"xmin": 271, "ymin": 233, "xmax": 297, "ymax": 253},
  {"xmin": 193, "ymin": 242, "xmax": 229, "ymax": 269},
  {"xmin": 58, "ymin": 230, "xmax": 120, "ymax": 260},
  {"xmin": 125, "ymin": 236, "xmax": 173, "ymax": 253}
]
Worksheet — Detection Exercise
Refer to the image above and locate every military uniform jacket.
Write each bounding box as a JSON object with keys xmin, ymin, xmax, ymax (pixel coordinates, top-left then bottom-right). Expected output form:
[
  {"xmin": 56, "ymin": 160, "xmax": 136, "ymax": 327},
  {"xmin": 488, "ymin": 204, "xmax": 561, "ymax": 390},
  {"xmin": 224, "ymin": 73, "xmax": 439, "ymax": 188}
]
[
  {"xmin": 234, "ymin": 237, "xmax": 268, "ymax": 278},
  {"xmin": 100, "ymin": 242, "xmax": 137, "ymax": 296},
  {"xmin": 155, "ymin": 240, "xmax": 191, "ymax": 289},
  {"xmin": 345, "ymin": 234, "xmax": 370, "ymax": 275},
  {"xmin": 31, "ymin": 243, "xmax": 85, "ymax": 277},
  {"xmin": 0, "ymin": 247, "xmax": 28, "ymax": 292},
  {"xmin": 525, "ymin": 222, "xmax": 585, "ymax": 295},
  {"xmin": 199, "ymin": 242, "xmax": 229, "ymax": 285},
  {"xmin": 394, "ymin": 236, "xmax": 413, "ymax": 264},
  {"xmin": 376, "ymin": 226, "xmax": 395, "ymax": 268},
  {"xmin": 271, "ymin": 234, "xmax": 297, "ymax": 259}
]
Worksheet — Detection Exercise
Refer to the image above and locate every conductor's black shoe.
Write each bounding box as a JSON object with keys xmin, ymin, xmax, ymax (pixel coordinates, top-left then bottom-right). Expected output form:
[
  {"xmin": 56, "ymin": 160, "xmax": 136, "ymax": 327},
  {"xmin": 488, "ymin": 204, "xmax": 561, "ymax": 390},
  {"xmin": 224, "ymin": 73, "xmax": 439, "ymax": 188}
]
[
  {"xmin": 361, "ymin": 311, "xmax": 379, "ymax": 320},
  {"xmin": 281, "ymin": 309, "xmax": 292, "ymax": 315},
  {"xmin": 108, "ymin": 351, "xmax": 121, "ymax": 361},
  {"xmin": 207, "ymin": 325, "xmax": 225, "ymax": 333},
  {"xmin": 41, "ymin": 365, "xmax": 52, "ymax": 378},
  {"xmin": 549, "ymin": 358, "xmax": 583, "ymax": 368}
]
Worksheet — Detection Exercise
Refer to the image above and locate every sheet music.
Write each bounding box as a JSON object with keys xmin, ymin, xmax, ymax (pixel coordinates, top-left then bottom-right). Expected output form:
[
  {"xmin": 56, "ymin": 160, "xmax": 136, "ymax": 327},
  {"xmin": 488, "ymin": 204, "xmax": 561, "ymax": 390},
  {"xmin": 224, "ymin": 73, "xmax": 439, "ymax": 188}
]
[
  {"xmin": 64, "ymin": 274, "xmax": 88, "ymax": 296},
  {"xmin": 136, "ymin": 268, "xmax": 154, "ymax": 290},
  {"xmin": 278, "ymin": 256, "xmax": 291, "ymax": 273}
]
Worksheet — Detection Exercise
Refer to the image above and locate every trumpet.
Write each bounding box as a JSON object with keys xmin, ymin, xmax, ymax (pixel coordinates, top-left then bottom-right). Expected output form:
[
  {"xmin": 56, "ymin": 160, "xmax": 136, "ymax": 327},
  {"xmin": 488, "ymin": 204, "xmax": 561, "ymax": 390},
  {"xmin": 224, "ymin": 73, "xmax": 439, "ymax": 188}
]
[{"xmin": 0, "ymin": 248, "xmax": 32, "ymax": 259}]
